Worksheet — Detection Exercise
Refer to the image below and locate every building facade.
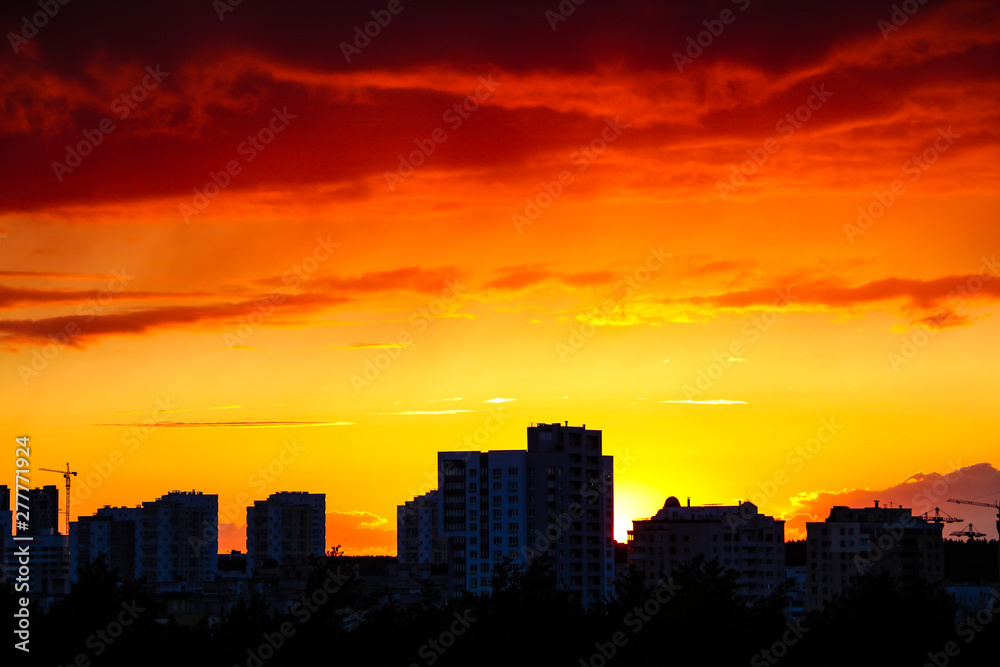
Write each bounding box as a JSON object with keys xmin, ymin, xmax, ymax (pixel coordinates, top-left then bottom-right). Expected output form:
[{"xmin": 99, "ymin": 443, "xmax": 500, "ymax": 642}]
[
  {"xmin": 139, "ymin": 491, "xmax": 219, "ymax": 589},
  {"xmin": 627, "ymin": 497, "xmax": 786, "ymax": 605},
  {"xmin": 434, "ymin": 422, "xmax": 614, "ymax": 606},
  {"xmin": 805, "ymin": 502, "xmax": 944, "ymax": 610},
  {"xmin": 397, "ymin": 489, "xmax": 445, "ymax": 565},
  {"xmin": 246, "ymin": 492, "xmax": 325, "ymax": 579},
  {"xmin": 69, "ymin": 506, "xmax": 143, "ymax": 582},
  {"xmin": 17, "ymin": 485, "xmax": 60, "ymax": 535}
]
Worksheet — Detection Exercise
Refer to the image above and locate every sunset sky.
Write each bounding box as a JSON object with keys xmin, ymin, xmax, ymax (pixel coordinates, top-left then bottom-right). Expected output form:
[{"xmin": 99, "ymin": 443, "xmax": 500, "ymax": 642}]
[{"xmin": 2, "ymin": 0, "xmax": 999, "ymax": 554}]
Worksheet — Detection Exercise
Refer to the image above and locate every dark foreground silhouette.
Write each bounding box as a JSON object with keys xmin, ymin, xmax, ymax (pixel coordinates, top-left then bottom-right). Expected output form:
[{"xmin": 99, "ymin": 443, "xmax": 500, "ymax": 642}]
[{"xmin": 4, "ymin": 549, "xmax": 998, "ymax": 667}]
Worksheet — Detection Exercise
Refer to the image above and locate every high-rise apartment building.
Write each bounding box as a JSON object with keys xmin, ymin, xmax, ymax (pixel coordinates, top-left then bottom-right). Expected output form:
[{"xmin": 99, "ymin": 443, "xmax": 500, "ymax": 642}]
[
  {"xmin": 139, "ymin": 491, "xmax": 218, "ymax": 588},
  {"xmin": 397, "ymin": 489, "xmax": 445, "ymax": 565},
  {"xmin": 17, "ymin": 485, "xmax": 59, "ymax": 535},
  {"xmin": 628, "ymin": 497, "xmax": 786, "ymax": 605},
  {"xmin": 69, "ymin": 506, "xmax": 143, "ymax": 582},
  {"xmin": 805, "ymin": 502, "xmax": 944, "ymax": 610},
  {"xmin": 246, "ymin": 492, "xmax": 325, "ymax": 579},
  {"xmin": 433, "ymin": 422, "xmax": 614, "ymax": 606}
]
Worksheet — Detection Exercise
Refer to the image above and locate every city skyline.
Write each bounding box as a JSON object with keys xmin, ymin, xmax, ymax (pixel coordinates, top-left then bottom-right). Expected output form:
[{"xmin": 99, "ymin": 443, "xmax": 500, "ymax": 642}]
[
  {"xmin": 5, "ymin": 427, "xmax": 1000, "ymax": 556},
  {"xmin": 2, "ymin": 0, "xmax": 999, "ymax": 559}
]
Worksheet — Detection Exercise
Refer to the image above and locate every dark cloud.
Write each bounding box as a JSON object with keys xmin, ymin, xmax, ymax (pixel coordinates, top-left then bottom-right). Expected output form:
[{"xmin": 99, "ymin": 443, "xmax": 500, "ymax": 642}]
[
  {"xmin": 785, "ymin": 462, "xmax": 1000, "ymax": 540},
  {"xmin": 0, "ymin": 292, "xmax": 347, "ymax": 346}
]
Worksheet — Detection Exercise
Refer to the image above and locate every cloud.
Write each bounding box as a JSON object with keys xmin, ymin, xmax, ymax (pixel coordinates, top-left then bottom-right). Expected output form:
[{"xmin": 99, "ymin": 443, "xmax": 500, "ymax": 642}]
[
  {"xmin": 484, "ymin": 397, "xmax": 516, "ymax": 404},
  {"xmin": 326, "ymin": 510, "xmax": 396, "ymax": 556},
  {"xmin": 92, "ymin": 420, "xmax": 354, "ymax": 428},
  {"xmin": 660, "ymin": 399, "xmax": 748, "ymax": 405},
  {"xmin": 218, "ymin": 510, "xmax": 396, "ymax": 556},
  {"xmin": 339, "ymin": 341, "xmax": 414, "ymax": 350},
  {"xmin": 0, "ymin": 293, "xmax": 350, "ymax": 347},
  {"xmin": 380, "ymin": 410, "xmax": 473, "ymax": 415},
  {"xmin": 784, "ymin": 462, "xmax": 1000, "ymax": 540},
  {"xmin": 663, "ymin": 268, "xmax": 1000, "ymax": 328}
]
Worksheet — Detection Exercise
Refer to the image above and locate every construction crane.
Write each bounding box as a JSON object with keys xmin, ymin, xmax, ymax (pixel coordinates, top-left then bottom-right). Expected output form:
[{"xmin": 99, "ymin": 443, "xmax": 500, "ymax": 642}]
[
  {"xmin": 919, "ymin": 507, "xmax": 962, "ymax": 524},
  {"xmin": 948, "ymin": 497, "xmax": 1000, "ymax": 536},
  {"xmin": 950, "ymin": 523, "xmax": 986, "ymax": 542},
  {"xmin": 948, "ymin": 497, "xmax": 1000, "ymax": 577},
  {"xmin": 39, "ymin": 463, "xmax": 77, "ymax": 535}
]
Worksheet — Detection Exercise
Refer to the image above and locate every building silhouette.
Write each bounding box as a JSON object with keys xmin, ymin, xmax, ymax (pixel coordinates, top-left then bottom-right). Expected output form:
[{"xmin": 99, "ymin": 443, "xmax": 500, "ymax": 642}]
[
  {"xmin": 426, "ymin": 422, "xmax": 614, "ymax": 606},
  {"xmin": 17, "ymin": 485, "xmax": 60, "ymax": 535},
  {"xmin": 69, "ymin": 506, "xmax": 142, "ymax": 582},
  {"xmin": 628, "ymin": 497, "xmax": 786, "ymax": 604},
  {"xmin": 246, "ymin": 491, "xmax": 325, "ymax": 579},
  {"xmin": 806, "ymin": 502, "xmax": 944, "ymax": 610},
  {"xmin": 397, "ymin": 489, "xmax": 445, "ymax": 565}
]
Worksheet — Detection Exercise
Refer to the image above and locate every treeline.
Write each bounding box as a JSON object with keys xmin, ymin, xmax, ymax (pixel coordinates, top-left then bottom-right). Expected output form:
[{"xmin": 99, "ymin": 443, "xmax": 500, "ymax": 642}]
[{"xmin": 4, "ymin": 552, "xmax": 999, "ymax": 666}]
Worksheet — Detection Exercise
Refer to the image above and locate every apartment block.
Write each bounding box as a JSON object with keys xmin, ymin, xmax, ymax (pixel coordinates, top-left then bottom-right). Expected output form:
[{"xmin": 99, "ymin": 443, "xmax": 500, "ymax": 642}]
[
  {"xmin": 397, "ymin": 489, "xmax": 445, "ymax": 565},
  {"xmin": 69, "ymin": 506, "xmax": 142, "ymax": 582},
  {"xmin": 139, "ymin": 491, "xmax": 219, "ymax": 588},
  {"xmin": 246, "ymin": 492, "xmax": 325, "ymax": 579},
  {"xmin": 628, "ymin": 497, "xmax": 785, "ymax": 605},
  {"xmin": 434, "ymin": 422, "xmax": 614, "ymax": 607},
  {"xmin": 805, "ymin": 502, "xmax": 944, "ymax": 610}
]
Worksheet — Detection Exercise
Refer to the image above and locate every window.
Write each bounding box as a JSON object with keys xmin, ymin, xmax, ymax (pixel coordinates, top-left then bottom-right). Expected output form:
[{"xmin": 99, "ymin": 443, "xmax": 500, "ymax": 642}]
[
  {"xmin": 508, "ymin": 467, "xmax": 518, "ymax": 475},
  {"xmin": 508, "ymin": 522, "xmax": 518, "ymax": 531},
  {"xmin": 493, "ymin": 510, "xmax": 501, "ymax": 518},
  {"xmin": 509, "ymin": 537, "xmax": 519, "ymax": 546},
  {"xmin": 508, "ymin": 509, "xmax": 519, "ymax": 517},
  {"xmin": 492, "ymin": 468, "xmax": 501, "ymax": 478}
]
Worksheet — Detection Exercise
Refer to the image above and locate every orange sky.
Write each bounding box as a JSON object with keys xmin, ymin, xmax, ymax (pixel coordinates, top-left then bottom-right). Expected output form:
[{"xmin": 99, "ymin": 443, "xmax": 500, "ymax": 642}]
[{"xmin": 2, "ymin": 0, "xmax": 999, "ymax": 553}]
